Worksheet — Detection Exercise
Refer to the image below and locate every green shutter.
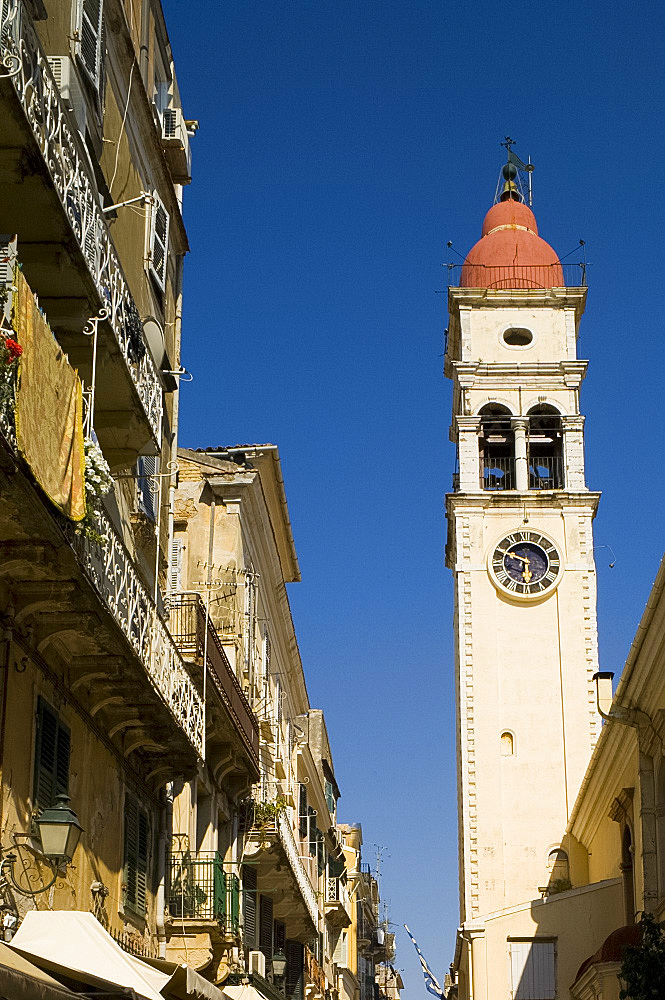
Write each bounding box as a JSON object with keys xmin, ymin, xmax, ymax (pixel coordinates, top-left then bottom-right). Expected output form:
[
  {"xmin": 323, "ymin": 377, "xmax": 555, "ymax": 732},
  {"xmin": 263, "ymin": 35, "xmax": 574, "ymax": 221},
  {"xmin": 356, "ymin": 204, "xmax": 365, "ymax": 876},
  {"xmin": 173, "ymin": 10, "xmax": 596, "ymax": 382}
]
[
  {"xmin": 124, "ymin": 795, "xmax": 148, "ymax": 915},
  {"xmin": 285, "ymin": 940, "xmax": 304, "ymax": 1000},
  {"xmin": 308, "ymin": 807, "xmax": 316, "ymax": 856},
  {"xmin": 299, "ymin": 784, "xmax": 308, "ymax": 837},
  {"xmin": 259, "ymin": 894, "xmax": 273, "ymax": 962},
  {"xmin": 242, "ymin": 866, "xmax": 257, "ymax": 948},
  {"xmin": 33, "ymin": 697, "xmax": 70, "ymax": 813},
  {"xmin": 316, "ymin": 829, "xmax": 325, "ymax": 877}
]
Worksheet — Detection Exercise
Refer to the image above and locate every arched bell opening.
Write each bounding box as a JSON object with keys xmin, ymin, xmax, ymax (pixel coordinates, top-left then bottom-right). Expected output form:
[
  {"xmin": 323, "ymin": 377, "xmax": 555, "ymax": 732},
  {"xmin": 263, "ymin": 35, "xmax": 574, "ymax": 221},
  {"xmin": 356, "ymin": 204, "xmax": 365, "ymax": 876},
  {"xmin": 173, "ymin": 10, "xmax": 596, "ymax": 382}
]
[
  {"xmin": 527, "ymin": 405, "xmax": 564, "ymax": 489},
  {"xmin": 478, "ymin": 404, "xmax": 514, "ymax": 491}
]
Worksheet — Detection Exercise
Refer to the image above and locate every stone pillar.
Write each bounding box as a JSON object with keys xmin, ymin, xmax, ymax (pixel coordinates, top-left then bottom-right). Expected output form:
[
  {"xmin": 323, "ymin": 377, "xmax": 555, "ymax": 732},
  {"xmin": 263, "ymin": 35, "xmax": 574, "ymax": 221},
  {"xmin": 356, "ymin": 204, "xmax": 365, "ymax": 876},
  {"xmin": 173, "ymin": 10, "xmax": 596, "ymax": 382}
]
[
  {"xmin": 456, "ymin": 417, "xmax": 482, "ymax": 492},
  {"xmin": 512, "ymin": 417, "xmax": 529, "ymax": 491},
  {"xmin": 562, "ymin": 415, "xmax": 586, "ymax": 490}
]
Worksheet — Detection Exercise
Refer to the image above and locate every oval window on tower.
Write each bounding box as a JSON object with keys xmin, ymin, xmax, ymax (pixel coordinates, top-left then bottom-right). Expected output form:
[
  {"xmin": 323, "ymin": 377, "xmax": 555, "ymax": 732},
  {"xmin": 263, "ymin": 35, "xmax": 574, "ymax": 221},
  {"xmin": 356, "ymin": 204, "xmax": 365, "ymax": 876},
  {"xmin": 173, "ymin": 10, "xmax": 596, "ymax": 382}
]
[{"xmin": 502, "ymin": 327, "xmax": 533, "ymax": 348}]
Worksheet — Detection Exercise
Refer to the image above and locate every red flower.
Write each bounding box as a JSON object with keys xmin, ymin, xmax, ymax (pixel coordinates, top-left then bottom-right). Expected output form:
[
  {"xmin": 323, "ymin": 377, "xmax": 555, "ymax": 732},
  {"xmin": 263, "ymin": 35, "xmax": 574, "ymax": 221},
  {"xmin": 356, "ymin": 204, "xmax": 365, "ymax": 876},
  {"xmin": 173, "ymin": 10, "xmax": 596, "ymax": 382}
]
[{"xmin": 3, "ymin": 338, "xmax": 22, "ymax": 363}]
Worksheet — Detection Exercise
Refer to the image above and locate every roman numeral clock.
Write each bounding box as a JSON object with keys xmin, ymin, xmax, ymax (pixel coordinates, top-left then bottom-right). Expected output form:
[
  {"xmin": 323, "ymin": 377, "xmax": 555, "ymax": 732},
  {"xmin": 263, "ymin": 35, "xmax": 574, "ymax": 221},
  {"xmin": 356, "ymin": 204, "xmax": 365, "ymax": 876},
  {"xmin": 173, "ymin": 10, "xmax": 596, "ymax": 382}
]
[{"xmin": 489, "ymin": 530, "xmax": 562, "ymax": 598}]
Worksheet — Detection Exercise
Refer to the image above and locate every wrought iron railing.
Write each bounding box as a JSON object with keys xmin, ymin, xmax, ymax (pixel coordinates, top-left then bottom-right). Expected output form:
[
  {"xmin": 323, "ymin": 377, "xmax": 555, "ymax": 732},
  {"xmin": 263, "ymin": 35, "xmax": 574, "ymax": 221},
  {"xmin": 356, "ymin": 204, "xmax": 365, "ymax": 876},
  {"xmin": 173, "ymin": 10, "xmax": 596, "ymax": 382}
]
[
  {"xmin": 482, "ymin": 456, "xmax": 514, "ymax": 490},
  {"xmin": 529, "ymin": 454, "xmax": 565, "ymax": 490},
  {"xmin": 169, "ymin": 594, "xmax": 259, "ymax": 767},
  {"xmin": 68, "ymin": 509, "xmax": 204, "ymax": 755},
  {"xmin": 168, "ymin": 851, "xmax": 239, "ymax": 933},
  {"xmin": 277, "ymin": 811, "xmax": 319, "ymax": 927},
  {"xmin": 447, "ymin": 262, "xmax": 587, "ymax": 289},
  {"xmin": 0, "ymin": 377, "xmax": 203, "ymax": 754},
  {"xmin": 0, "ymin": 0, "xmax": 162, "ymax": 441}
]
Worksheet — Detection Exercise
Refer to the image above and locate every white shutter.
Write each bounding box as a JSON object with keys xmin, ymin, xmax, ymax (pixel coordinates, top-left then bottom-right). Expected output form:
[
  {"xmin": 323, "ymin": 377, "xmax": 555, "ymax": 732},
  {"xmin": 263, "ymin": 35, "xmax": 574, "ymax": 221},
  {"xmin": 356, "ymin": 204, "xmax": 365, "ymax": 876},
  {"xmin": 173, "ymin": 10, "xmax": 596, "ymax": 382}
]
[
  {"xmin": 77, "ymin": 0, "xmax": 104, "ymax": 90},
  {"xmin": 333, "ymin": 929, "xmax": 347, "ymax": 968},
  {"xmin": 148, "ymin": 191, "xmax": 169, "ymax": 291},
  {"xmin": 509, "ymin": 941, "xmax": 555, "ymax": 1000},
  {"xmin": 169, "ymin": 537, "xmax": 183, "ymax": 593}
]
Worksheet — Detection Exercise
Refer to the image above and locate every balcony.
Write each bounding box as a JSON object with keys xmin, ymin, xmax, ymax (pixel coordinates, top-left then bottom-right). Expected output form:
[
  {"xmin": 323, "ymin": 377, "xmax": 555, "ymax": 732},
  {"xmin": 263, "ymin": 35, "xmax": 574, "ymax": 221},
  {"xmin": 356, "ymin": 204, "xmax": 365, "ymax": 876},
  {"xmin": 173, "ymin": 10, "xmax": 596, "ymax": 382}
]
[
  {"xmin": 169, "ymin": 595, "xmax": 260, "ymax": 781},
  {"xmin": 243, "ymin": 810, "xmax": 319, "ymax": 939},
  {"xmin": 0, "ymin": 383, "xmax": 203, "ymax": 770},
  {"xmin": 0, "ymin": 1, "xmax": 162, "ymax": 462},
  {"xmin": 324, "ymin": 876, "xmax": 352, "ymax": 927},
  {"xmin": 168, "ymin": 852, "xmax": 239, "ymax": 935}
]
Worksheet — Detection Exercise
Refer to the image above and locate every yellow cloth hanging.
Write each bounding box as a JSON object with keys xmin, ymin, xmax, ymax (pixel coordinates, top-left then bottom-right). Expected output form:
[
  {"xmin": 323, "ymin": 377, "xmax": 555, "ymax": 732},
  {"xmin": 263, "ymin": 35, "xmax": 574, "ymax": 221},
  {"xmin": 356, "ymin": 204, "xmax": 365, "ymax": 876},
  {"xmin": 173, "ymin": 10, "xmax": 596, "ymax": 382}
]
[{"xmin": 13, "ymin": 269, "xmax": 86, "ymax": 522}]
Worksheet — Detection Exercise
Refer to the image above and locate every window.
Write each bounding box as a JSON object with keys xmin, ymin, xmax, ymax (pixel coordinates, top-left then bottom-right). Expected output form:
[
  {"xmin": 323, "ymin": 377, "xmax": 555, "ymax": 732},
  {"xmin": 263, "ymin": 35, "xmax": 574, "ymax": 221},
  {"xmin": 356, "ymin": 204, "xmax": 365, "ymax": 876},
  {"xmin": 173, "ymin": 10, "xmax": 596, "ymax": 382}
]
[
  {"xmin": 33, "ymin": 696, "xmax": 70, "ymax": 813},
  {"xmin": 298, "ymin": 784, "xmax": 308, "ymax": 838},
  {"xmin": 527, "ymin": 406, "xmax": 564, "ymax": 489},
  {"xmin": 123, "ymin": 794, "xmax": 149, "ymax": 915},
  {"xmin": 325, "ymin": 779, "xmax": 336, "ymax": 815},
  {"xmin": 500, "ymin": 732, "xmax": 514, "ymax": 756},
  {"xmin": 502, "ymin": 327, "xmax": 533, "ymax": 348},
  {"xmin": 75, "ymin": 0, "xmax": 104, "ymax": 91},
  {"xmin": 509, "ymin": 940, "xmax": 555, "ymax": 1000},
  {"xmin": 137, "ymin": 455, "xmax": 159, "ymax": 522},
  {"xmin": 169, "ymin": 537, "xmax": 183, "ymax": 593},
  {"xmin": 146, "ymin": 191, "xmax": 169, "ymax": 291}
]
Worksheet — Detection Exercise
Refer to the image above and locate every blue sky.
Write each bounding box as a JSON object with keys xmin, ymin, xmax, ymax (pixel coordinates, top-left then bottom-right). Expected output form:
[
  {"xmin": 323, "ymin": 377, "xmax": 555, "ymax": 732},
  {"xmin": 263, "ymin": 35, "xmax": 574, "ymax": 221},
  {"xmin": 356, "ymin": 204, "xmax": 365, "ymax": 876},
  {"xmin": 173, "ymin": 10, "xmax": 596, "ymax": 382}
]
[{"xmin": 165, "ymin": 0, "xmax": 665, "ymax": 994}]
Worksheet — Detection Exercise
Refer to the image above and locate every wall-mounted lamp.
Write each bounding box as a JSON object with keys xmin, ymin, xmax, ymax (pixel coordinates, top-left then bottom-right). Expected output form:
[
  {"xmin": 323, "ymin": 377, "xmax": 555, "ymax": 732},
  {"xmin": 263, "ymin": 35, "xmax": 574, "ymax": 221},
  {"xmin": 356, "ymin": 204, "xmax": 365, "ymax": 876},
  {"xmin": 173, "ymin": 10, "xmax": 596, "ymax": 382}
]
[
  {"xmin": 271, "ymin": 948, "xmax": 287, "ymax": 990},
  {"xmin": 1, "ymin": 796, "xmax": 83, "ymax": 896}
]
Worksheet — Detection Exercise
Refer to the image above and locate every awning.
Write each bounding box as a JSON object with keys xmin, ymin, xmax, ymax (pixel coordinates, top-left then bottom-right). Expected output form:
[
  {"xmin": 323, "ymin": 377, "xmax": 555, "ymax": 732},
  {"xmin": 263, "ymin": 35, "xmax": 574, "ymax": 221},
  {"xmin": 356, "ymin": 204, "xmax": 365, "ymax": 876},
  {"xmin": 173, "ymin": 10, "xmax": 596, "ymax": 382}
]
[
  {"xmin": 8, "ymin": 911, "xmax": 225, "ymax": 1000},
  {"xmin": 0, "ymin": 941, "xmax": 79, "ymax": 1000}
]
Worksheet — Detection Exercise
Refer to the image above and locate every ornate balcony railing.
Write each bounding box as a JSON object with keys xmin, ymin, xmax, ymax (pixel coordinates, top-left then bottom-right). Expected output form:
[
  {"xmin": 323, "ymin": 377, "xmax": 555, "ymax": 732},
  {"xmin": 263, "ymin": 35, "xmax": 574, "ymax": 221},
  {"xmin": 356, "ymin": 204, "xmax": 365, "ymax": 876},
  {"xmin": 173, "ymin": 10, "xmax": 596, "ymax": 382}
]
[
  {"xmin": 277, "ymin": 811, "xmax": 319, "ymax": 928},
  {"xmin": 169, "ymin": 594, "xmax": 259, "ymax": 768},
  {"xmin": 168, "ymin": 851, "xmax": 240, "ymax": 933},
  {"xmin": 68, "ymin": 508, "xmax": 204, "ymax": 755},
  {"xmin": 0, "ymin": 0, "xmax": 162, "ymax": 441}
]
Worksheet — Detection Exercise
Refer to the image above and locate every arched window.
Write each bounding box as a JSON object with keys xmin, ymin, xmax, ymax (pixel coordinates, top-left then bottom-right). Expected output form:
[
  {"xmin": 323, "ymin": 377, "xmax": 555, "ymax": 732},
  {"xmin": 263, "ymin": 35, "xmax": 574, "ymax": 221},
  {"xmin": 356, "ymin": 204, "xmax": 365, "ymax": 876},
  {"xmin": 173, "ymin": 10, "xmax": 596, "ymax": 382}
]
[
  {"xmin": 546, "ymin": 848, "xmax": 570, "ymax": 887},
  {"xmin": 621, "ymin": 825, "xmax": 636, "ymax": 925},
  {"xmin": 479, "ymin": 404, "xmax": 514, "ymax": 491},
  {"xmin": 527, "ymin": 405, "xmax": 564, "ymax": 489},
  {"xmin": 500, "ymin": 732, "xmax": 514, "ymax": 756}
]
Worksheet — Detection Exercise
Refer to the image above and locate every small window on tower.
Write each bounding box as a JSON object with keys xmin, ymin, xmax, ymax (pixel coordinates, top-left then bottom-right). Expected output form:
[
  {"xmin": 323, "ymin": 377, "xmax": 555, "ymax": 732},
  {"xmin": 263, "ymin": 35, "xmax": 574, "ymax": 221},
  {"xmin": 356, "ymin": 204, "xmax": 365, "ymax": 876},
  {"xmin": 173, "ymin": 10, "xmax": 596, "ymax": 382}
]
[
  {"xmin": 500, "ymin": 732, "xmax": 514, "ymax": 756},
  {"xmin": 503, "ymin": 327, "xmax": 533, "ymax": 347}
]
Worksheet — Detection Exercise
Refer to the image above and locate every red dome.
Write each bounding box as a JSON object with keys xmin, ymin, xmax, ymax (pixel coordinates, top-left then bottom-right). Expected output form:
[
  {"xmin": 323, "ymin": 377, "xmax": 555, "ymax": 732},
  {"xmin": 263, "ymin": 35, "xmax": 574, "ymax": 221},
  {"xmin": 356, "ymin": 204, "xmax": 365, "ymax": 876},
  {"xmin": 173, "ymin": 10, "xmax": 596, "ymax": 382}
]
[{"xmin": 460, "ymin": 199, "xmax": 563, "ymax": 289}]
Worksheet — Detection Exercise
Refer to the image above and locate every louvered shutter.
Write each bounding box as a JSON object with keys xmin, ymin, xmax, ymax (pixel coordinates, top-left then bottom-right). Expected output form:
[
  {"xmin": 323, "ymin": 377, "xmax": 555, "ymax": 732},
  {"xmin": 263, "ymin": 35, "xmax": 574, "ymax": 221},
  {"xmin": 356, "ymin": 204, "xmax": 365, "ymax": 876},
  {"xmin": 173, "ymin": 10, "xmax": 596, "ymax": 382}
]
[
  {"xmin": 78, "ymin": 0, "xmax": 104, "ymax": 90},
  {"xmin": 308, "ymin": 807, "xmax": 316, "ymax": 856},
  {"xmin": 509, "ymin": 940, "xmax": 555, "ymax": 1000},
  {"xmin": 316, "ymin": 829, "xmax": 325, "ymax": 877},
  {"xmin": 124, "ymin": 795, "xmax": 149, "ymax": 914},
  {"xmin": 274, "ymin": 919, "xmax": 286, "ymax": 953},
  {"xmin": 333, "ymin": 929, "xmax": 347, "ymax": 967},
  {"xmin": 137, "ymin": 455, "xmax": 159, "ymax": 522},
  {"xmin": 258, "ymin": 894, "xmax": 273, "ymax": 962},
  {"xmin": 148, "ymin": 192, "xmax": 169, "ymax": 291},
  {"xmin": 285, "ymin": 940, "xmax": 304, "ymax": 1000},
  {"xmin": 299, "ymin": 784, "xmax": 307, "ymax": 838},
  {"xmin": 169, "ymin": 537, "xmax": 183, "ymax": 593},
  {"xmin": 242, "ymin": 866, "xmax": 257, "ymax": 948},
  {"xmin": 33, "ymin": 697, "xmax": 70, "ymax": 812}
]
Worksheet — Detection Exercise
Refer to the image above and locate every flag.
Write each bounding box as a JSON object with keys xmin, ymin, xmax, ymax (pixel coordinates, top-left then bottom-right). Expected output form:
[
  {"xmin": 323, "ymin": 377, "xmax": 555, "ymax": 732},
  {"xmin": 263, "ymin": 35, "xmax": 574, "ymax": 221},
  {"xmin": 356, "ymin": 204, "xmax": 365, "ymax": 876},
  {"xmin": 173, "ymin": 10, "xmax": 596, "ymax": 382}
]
[{"xmin": 404, "ymin": 924, "xmax": 445, "ymax": 999}]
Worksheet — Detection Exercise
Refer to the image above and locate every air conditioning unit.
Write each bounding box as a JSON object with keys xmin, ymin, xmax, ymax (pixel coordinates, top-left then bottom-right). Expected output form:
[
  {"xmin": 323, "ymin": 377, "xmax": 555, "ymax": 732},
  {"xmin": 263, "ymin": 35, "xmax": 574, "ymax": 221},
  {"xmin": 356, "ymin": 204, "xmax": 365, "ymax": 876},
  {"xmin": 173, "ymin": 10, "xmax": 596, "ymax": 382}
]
[
  {"xmin": 161, "ymin": 107, "xmax": 192, "ymax": 185},
  {"xmin": 249, "ymin": 950, "xmax": 266, "ymax": 977},
  {"xmin": 47, "ymin": 56, "xmax": 87, "ymax": 135}
]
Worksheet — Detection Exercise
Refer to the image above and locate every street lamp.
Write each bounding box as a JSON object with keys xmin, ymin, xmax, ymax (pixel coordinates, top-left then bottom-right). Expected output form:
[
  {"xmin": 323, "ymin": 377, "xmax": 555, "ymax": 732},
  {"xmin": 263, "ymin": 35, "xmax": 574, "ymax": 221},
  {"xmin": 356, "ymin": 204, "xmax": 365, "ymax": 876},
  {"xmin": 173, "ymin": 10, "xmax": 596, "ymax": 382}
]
[
  {"xmin": 271, "ymin": 948, "xmax": 287, "ymax": 990},
  {"xmin": 0, "ymin": 795, "xmax": 83, "ymax": 897},
  {"xmin": 36, "ymin": 795, "xmax": 83, "ymax": 865}
]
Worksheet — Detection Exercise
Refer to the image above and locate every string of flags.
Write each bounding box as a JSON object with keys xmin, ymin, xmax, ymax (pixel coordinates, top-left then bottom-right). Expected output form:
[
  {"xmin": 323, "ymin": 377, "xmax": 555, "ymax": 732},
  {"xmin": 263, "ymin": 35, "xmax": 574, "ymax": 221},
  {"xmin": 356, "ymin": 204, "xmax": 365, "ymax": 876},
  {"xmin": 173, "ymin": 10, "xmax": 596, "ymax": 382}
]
[{"xmin": 404, "ymin": 924, "xmax": 445, "ymax": 999}]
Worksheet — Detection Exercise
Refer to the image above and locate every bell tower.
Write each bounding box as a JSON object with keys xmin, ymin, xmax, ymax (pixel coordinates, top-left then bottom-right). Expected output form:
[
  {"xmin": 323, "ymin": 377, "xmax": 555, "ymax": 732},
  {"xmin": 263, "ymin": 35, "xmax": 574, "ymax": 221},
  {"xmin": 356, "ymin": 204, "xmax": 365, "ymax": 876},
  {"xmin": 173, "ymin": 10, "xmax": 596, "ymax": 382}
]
[{"xmin": 445, "ymin": 162, "xmax": 601, "ymax": 924}]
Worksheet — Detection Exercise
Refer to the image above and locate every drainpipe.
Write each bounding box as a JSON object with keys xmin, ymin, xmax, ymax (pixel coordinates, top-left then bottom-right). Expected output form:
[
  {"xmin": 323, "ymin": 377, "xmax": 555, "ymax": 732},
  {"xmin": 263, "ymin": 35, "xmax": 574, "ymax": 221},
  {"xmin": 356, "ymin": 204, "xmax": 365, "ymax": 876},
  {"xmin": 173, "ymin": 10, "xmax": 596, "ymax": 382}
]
[
  {"xmin": 156, "ymin": 781, "xmax": 174, "ymax": 959},
  {"xmin": 594, "ymin": 672, "xmax": 658, "ymax": 913},
  {"xmin": 167, "ymin": 255, "xmax": 185, "ymax": 597}
]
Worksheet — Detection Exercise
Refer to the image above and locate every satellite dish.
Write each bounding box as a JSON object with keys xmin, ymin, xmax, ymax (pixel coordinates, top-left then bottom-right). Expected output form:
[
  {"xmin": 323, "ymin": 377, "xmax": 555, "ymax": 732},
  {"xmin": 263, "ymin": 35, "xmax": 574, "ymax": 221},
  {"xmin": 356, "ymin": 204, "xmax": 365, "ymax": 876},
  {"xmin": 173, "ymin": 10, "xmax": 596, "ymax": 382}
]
[{"xmin": 143, "ymin": 316, "xmax": 166, "ymax": 368}]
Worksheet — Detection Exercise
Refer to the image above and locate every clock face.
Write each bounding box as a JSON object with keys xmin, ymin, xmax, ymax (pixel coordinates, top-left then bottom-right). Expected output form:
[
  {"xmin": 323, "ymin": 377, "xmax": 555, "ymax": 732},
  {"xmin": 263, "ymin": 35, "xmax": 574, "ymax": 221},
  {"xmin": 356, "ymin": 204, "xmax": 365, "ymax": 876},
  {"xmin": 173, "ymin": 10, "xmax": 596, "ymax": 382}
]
[{"xmin": 489, "ymin": 530, "xmax": 562, "ymax": 598}]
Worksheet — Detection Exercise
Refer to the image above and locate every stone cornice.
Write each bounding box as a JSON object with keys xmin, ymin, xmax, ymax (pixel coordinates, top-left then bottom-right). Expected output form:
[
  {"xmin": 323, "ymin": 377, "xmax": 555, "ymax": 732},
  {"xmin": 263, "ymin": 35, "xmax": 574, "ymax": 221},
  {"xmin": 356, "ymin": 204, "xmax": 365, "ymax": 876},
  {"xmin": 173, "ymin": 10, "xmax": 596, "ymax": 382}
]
[
  {"xmin": 448, "ymin": 285, "xmax": 587, "ymax": 314},
  {"xmin": 448, "ymin": 360, "xmax": 588, "ymax": 389},
  {"xmin": 446, "ymin": 491, "xmax": 601, "ymax": 515}
]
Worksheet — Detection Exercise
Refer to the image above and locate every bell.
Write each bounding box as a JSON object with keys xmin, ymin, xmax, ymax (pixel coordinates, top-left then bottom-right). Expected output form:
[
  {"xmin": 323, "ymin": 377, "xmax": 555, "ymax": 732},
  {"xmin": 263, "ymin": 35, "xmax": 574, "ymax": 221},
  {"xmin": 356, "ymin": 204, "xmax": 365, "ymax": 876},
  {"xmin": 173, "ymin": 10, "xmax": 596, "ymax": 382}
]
[{"xmin": 500, "ymin": 180, "xmax": 522, "ymax": 202}]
